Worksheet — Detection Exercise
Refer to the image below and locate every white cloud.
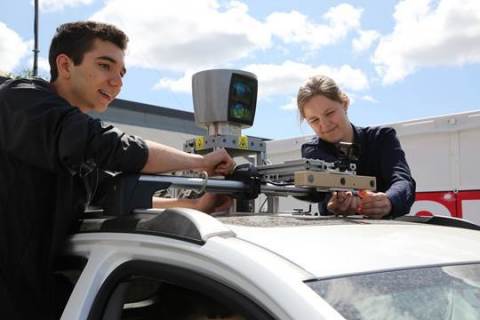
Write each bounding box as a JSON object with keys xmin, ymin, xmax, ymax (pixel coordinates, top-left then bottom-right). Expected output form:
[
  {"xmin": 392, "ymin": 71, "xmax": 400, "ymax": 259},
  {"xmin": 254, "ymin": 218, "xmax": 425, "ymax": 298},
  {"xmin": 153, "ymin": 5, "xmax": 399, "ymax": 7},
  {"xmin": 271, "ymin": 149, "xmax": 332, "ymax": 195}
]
[
  {"xmin": 0, "ymin": 22, "xmax": 29, "ymax": 73},
  {"xmin": 280, "ymin": 96, "xmax": 298, "ymax": 111},
  {"xmin": 39, "ymin": 0, "xmax": 94, "ymax": 12},
  {"xmin": 152, "ymin": 61, "xmax": 369, "ymax": 109},
  {"xmin": 88, "ymin": 0, "xmax": 369, "ymax": 92},
  {"xmin": 154, "ymin": 71, "xmax": 193, "ymax": 93},
  {"xmin": 352, "ymin": 29, "xmax": 380, "ymax": 53},
  {"xmin": 373, "ymin": 0, "xmax": 480, "ymax": 84},
  {"xmin": 87, "ymin": 0, "xmax": 369, "ymax": 100},
  {"xmin": 37, "ymin": 57, "xmax": 50, "ymax": 73},
  {"xmin": 27, "ymin": 56, "xmax": 51, "ymax": 79},
  {"xmin": 91, "ymin": 0, "xmax": 271, "ymax": 71},
  {"xmin": 266, "ymin": 3, "xmax": 363, "ymax": 49},
  {"xmin": 245, "ymin": 60, "xmax": 369, "ymax": 99},
  {"xmin": 360, "ymin": 95, "xmax": 378, "ymax": 103},
  {"xmin": 278, "ymin": 66, "xmax": 372, "ymax": 111}
]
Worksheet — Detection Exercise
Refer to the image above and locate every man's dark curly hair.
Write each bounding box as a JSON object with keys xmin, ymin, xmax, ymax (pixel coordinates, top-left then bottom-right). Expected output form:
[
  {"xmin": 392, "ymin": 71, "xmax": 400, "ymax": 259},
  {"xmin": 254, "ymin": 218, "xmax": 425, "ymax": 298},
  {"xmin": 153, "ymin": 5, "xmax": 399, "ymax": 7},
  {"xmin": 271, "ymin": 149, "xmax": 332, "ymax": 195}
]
[{"xmin": 48, "ymin": 21, "xmax": 128, "ymax": 82}]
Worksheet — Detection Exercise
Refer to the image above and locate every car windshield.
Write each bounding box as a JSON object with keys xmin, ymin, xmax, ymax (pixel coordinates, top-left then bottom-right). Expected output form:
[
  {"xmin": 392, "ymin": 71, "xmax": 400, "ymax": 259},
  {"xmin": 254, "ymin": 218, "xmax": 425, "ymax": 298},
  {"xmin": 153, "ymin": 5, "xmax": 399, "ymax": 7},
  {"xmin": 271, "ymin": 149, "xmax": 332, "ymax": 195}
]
[{"xmin": 307, "ymin": 263, "xmax": 480, "ymax": 320}]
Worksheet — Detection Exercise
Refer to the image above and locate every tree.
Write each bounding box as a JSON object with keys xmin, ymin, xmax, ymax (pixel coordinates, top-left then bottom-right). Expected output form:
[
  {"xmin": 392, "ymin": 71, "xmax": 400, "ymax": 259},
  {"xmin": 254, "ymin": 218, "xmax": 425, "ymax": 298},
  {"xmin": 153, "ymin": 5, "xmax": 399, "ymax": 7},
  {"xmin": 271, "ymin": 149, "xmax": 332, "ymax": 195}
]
[{"xmin": 1, "ymin": 68, "xmax": 49, "ymax": 80}]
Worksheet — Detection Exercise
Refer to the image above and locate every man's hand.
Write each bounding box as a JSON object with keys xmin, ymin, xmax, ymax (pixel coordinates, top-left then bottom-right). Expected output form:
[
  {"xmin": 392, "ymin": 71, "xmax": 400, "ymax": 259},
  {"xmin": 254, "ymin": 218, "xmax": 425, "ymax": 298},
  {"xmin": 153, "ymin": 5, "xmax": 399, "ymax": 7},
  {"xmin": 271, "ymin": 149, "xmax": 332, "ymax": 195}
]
[
  {"xmin": 327, "ymin": 191, "xmax": 361, "ymax": 216},
  {"xmin": 152, "ymin": 193, "xmax": 233, "ymax": 214},
  {"xmin": 357, "ymin": 190, "xmax": 392, "ymax": 219},
  {"xmin": 202, "ymin": 149, "xmax": 235, "ymax": 176},
  {"xmin": 142, "ymin": 142, "xmax": 235, "ymax": 175},
  {"xmin": 192, "ymin": 193, "xmax": 233, "ymax": 214}
]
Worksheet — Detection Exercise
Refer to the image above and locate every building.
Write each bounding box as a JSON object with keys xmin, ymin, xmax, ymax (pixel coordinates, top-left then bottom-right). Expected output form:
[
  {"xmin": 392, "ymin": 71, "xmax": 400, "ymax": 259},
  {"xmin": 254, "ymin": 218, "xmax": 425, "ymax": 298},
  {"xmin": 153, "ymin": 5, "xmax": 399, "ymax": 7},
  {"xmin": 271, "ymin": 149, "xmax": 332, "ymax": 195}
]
[{"xmin": 91, "ymin": 98, "xmax": 205, "ymax": 149}]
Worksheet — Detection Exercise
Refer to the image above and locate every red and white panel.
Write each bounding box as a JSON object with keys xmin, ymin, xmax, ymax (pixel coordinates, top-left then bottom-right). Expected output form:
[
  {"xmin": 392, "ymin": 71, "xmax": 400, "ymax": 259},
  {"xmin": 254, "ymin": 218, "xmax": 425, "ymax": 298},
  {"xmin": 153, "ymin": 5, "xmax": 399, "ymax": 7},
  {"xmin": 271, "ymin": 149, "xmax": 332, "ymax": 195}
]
[{"xmin": 409, "ymin": 190, "xmax": 480, "ymax": 225}]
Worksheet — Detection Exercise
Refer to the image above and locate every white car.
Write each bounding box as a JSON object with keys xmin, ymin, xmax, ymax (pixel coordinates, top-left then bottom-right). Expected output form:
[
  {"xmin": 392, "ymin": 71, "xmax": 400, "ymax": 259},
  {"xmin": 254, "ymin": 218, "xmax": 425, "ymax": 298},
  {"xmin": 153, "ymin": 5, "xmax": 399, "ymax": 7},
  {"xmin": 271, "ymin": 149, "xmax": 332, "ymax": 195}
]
[{"xmin": 58, "ymin": 207, "xmax": 480, "ymax": 320}]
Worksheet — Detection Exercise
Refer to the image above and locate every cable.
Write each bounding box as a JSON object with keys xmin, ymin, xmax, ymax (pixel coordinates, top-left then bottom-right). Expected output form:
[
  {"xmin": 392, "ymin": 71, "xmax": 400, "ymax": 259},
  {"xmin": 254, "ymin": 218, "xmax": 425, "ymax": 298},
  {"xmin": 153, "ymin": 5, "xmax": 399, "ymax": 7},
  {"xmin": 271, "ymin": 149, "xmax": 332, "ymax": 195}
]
[
  {"xmin": 264, "ymin": 179, "xmax": 294, "ymax": 187},
  {"xmin": 258, "ymin": 197, "xmax": 269, "ymax": 213}
]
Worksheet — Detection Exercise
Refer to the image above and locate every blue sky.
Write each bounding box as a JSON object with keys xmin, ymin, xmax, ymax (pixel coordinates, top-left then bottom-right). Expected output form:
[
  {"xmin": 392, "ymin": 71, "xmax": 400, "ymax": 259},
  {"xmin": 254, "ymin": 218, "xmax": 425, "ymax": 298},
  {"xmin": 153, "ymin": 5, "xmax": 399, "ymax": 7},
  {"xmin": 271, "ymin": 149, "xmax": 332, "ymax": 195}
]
[{"xmin": 1, "ymin": 0, "xmax": 479, "ymax": 139}]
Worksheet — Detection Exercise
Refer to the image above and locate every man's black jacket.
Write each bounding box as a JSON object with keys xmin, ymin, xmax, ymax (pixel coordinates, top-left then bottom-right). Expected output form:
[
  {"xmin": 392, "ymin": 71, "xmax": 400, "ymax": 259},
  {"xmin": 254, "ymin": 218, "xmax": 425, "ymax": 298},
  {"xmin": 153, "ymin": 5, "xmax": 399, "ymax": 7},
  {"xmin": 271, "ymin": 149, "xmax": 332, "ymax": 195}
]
[{"xmin": 0, "ymin": 78, "xmax": 148, "ymax": 319}]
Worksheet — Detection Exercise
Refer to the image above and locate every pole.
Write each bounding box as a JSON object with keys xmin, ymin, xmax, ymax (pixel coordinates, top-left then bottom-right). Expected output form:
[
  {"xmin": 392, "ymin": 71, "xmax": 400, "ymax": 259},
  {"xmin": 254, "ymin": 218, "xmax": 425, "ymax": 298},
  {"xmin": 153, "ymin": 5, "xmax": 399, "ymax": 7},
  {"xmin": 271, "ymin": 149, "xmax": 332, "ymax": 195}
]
[{"xmin": 33, "ymin": 0, "xmax": 39, "ymax": 77}]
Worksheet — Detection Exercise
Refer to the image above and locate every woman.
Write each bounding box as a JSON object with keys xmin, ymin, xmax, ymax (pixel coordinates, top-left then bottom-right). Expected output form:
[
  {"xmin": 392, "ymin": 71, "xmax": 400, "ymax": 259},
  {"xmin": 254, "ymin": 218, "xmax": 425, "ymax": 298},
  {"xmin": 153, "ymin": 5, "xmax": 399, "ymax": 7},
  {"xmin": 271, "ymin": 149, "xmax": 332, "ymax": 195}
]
[{"xmin": 298, "ymin": 75, "xmax": 415, "ymax": 218}]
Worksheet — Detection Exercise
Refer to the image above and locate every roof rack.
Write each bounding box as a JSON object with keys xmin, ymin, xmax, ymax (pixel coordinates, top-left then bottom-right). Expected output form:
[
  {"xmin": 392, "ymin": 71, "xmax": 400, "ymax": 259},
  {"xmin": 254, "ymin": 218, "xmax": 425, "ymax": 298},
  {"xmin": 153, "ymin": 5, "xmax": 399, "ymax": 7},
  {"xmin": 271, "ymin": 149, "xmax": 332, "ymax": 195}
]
[
  {"xmin": 78, "ymin": 208, "xmax": 235, "ymax": 244},
  {"xmin": 396, "ymin": 215, "xmax": 480, "ymax": 231},
  {"xmin": 97, "ymin": 173, "xmax": 313, "ymax": 217},
  {"xmin": 77, "ymin": 160, "xmax": 377, "ymax": 240},
  {"xmin": 96, "ymin": 160, "xmax": 376, "ymax": 217}
]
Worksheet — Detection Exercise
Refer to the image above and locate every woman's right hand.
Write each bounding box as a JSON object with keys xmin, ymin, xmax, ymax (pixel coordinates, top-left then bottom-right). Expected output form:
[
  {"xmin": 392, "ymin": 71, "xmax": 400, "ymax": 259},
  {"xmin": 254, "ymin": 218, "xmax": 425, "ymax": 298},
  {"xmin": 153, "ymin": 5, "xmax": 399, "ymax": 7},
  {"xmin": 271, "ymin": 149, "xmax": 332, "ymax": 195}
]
[{"xmin": 327, "ymin": 191, "xmax": 361, "ymax": 216}]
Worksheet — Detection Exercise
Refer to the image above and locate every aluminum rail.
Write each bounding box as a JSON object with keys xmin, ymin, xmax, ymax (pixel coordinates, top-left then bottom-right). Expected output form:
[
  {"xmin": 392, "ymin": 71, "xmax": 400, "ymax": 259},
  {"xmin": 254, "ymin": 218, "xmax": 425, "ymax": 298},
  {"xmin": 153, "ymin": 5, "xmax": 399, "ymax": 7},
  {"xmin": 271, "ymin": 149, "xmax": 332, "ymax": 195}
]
[{"xmin": 139, "ymin": 175, "xmax": 311, "ymax": 197}]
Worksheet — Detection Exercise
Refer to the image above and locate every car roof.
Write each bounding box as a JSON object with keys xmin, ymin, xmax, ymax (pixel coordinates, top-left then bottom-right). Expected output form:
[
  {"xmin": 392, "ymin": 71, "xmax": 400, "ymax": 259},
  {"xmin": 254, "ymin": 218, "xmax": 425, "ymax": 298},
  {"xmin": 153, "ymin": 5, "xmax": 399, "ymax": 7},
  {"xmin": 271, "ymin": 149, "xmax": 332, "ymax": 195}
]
[
  {"xmin": 76, "ymin": 210, "xmax": 480, "ymax": 279},
  {"xmin": 219, "ymin": 215, "xmax": 480, "ymax": 279}
]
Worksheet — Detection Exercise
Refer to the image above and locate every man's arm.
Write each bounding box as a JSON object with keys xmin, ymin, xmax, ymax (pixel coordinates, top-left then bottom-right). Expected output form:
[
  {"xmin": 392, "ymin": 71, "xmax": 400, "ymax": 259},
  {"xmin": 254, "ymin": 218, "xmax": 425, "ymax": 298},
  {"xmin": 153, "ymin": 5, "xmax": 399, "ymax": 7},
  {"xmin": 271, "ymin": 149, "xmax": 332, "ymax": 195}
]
[
  {"xmin": 142, "ymin": 141, "xmax": 235, "ymax": 213},
  {"xmin": 142, "ymin": 140, "xmax": 234, "ymax": 176},
  {"xmin": 152, "ymin": 193, "xmax": 233, "ymax": 214}
]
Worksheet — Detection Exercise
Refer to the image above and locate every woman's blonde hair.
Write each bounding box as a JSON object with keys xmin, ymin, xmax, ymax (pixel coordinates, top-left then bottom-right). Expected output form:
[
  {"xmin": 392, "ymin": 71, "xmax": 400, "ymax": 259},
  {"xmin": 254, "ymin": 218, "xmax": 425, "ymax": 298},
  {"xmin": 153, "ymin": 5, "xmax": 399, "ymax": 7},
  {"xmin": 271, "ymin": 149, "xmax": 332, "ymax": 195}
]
[{"xmin": 297, "ymin": 74, "xmax": 349, "ymax": 120}]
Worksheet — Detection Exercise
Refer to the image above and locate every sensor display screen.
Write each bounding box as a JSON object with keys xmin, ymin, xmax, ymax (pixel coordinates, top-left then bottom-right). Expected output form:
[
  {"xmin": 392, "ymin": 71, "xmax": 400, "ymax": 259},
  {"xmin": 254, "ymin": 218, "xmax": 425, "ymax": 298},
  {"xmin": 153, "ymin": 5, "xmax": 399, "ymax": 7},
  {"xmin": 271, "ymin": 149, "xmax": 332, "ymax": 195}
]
[{"xmin": 228, "ymin": 73, "xmax": 257, "ymax": 125}]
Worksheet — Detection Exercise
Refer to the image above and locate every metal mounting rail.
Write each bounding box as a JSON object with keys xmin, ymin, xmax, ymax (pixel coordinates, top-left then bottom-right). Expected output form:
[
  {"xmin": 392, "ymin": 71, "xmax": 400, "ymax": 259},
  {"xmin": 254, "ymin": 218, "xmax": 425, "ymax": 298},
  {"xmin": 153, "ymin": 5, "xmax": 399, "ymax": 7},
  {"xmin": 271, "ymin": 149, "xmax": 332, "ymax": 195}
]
[
  {"xmin": 139, "ymin": 175, "xmax": 311, "ymax": 197},
  {"xmin": 100, "ymin": 173, "xmax": 315, "ymax": 217},
  {"xmin": 257, "ymin": 159, "xmax": 357, "ymax": 182},
  {"xmin": 99, "ymin": 166, "xmax": 375, "ymax": 216}
]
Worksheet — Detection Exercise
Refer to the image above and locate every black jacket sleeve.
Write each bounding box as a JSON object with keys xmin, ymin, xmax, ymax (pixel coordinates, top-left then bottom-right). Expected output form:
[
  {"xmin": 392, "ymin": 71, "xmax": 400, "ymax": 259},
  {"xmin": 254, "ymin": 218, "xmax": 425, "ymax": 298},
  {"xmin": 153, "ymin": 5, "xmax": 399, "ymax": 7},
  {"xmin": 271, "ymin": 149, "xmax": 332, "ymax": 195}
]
[
  {"xmin": 0, "ymin": 79, "xmax": 148, "ymax": 175},
  {"xmin": 377, "ymin": 128, "xmax": 416, "ymax": 218}
]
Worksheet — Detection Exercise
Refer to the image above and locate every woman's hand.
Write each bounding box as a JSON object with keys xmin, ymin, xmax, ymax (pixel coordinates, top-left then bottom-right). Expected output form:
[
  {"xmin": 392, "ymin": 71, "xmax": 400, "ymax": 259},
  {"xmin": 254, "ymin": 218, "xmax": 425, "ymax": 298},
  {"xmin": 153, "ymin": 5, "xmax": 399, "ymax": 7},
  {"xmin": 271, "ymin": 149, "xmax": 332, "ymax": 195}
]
[
  {"xmin": 327, "ymin": 191, "xmax": 361, "ymax": 216},
  {"xmin": 357, "ymin": 190, "xmax": 392, "ymax": 219}
]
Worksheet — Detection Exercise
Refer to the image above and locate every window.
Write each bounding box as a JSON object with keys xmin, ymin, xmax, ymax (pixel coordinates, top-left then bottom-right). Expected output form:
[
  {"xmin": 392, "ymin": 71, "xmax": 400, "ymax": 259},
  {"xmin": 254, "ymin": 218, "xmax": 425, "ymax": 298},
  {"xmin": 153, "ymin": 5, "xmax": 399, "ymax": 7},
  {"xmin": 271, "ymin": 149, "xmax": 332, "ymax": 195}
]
[
  {"xmin": 53, "ymin": 255, "xmax": 88, "ymax": 318},
  {"xmin": 307, "ymin": 263, "xmax": 480, "ymax": 320},
  {"xmin": 88, "ymin": 260, "xmax": 275, "ymax": 320}
]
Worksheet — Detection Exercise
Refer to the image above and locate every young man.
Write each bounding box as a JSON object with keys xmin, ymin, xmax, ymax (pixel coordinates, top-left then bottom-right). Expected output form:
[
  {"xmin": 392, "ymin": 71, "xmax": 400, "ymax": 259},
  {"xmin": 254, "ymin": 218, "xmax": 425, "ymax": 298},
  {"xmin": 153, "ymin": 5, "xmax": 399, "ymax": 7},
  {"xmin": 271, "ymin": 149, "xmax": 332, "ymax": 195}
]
[{"xmin": 0, "ymin": 21, "xmax": 234, "ymax": 319}]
